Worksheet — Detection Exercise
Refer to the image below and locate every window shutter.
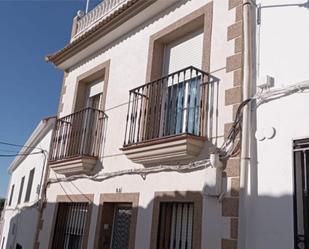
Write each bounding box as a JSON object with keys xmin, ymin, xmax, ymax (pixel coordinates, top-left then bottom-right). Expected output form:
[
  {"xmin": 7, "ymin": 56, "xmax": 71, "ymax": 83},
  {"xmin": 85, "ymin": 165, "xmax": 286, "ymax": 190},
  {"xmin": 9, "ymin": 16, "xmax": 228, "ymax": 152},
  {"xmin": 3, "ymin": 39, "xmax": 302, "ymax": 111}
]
[{"xmin": 163, "ymin": 29, "xmax": 204, "ymax": 75}]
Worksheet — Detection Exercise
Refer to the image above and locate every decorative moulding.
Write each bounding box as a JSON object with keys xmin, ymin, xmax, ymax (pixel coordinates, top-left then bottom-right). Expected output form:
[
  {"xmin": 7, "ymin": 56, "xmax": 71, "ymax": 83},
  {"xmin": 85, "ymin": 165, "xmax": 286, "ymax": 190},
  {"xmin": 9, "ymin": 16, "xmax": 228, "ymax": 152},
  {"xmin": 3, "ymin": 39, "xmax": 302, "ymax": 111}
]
[
  {"xmin": 121, "ymin": 134, "xmax": 206, "ymax": 166},
  {"xmin": 49, "ymin": 156, "xmax": 97, "ymax": 175}
]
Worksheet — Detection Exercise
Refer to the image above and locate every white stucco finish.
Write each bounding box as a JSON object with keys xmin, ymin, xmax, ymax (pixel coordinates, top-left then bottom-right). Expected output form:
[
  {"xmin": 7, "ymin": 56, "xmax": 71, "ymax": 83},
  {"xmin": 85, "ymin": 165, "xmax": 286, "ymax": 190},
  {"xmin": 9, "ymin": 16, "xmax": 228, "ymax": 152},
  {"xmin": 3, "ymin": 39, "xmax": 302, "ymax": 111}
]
[
  {"xmin": 245, "ymin": 1, "xmax": 309, "ymax": 248},
  {"xmin": 38, "ymin": 0, "xmax": 239, "ymax": 248},
  {"xmin": 0, "ymin": 120, "xmax": 54, "ymax": 249}
]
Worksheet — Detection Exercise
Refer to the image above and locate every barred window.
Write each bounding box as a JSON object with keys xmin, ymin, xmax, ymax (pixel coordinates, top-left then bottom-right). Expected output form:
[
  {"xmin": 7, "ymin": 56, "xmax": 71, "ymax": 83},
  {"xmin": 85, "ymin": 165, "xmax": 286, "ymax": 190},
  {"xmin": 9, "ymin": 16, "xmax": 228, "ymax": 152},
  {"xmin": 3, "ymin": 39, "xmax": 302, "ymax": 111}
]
[
  {"xmin": 157, "ymin": 202, "xmax": 194, "ymax": 249},
  {"xmin": 51, "ymin": 202, "xmax": 90, "ymax": 249},
  {"xmin": 294, "ymin": 139, "xmax": 309, "ymax": 249}
]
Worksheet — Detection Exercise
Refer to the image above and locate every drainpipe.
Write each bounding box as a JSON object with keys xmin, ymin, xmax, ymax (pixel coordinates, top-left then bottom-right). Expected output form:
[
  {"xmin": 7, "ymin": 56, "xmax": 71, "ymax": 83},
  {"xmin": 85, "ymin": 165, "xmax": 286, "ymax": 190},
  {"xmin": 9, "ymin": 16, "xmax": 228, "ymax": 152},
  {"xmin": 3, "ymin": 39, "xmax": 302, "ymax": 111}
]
[
  {"xmin": 33, "ymin": 120, "xmax": 56, "ymax": 249},
  {"xmin": 238, "ymin": 1, "xmax": 255, "ymax": 249}
]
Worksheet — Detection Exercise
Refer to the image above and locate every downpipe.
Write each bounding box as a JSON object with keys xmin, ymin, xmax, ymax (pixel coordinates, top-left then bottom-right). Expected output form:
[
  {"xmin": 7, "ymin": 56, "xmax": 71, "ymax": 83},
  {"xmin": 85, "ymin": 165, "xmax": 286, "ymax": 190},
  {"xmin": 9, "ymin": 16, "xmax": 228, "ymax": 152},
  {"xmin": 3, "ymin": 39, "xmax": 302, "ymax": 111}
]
[{"xmin": 238, "ymin": 1, "xmax": 255, "ymax": 249}]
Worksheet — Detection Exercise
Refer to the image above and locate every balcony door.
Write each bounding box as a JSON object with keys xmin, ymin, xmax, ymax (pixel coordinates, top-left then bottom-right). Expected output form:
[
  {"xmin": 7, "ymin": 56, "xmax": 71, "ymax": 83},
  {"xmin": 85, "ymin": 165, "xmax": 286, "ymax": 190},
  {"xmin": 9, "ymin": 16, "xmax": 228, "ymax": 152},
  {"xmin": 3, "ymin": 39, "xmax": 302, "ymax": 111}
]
[
  {"xmin": 81, "ymin": 79, "xmax": 104, "ymax": 155},
  {"xmin": 67, "ymin": 79, "xmax": 104, "ymax": 157},
  {"xmin": 162, "ymin": 29, "xmax": 204, "ymax": 136}
]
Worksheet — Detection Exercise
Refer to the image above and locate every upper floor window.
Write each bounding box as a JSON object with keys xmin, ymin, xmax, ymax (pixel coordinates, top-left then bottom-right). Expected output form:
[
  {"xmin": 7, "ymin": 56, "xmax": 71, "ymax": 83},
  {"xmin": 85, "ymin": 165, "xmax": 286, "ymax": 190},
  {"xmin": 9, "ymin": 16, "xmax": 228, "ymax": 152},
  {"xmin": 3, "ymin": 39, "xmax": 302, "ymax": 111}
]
[
  {"xmin": 49, "ymin": 61, "xmax": 110, "ymax": 175},
  {"xmin": 17, "ymin": 176, "xmax": 25, "ymax": 205},
  {"xmin": 122, "ymin": 9, "xmax": 218, "ymax": 165},
  {"xmin": 8, "ymin": 184, "xmax": 15, "ymax": 206},
  {"xmin": 124, "ymin": 29, "xmax": 210, "ymax": 146},
  {"xmin": 85, "ymin": 79, "xmax": 103, "ymax": 110},
  {"xmin": 24, "ymin": 168, "xmax": 35, "ymax": 203}
]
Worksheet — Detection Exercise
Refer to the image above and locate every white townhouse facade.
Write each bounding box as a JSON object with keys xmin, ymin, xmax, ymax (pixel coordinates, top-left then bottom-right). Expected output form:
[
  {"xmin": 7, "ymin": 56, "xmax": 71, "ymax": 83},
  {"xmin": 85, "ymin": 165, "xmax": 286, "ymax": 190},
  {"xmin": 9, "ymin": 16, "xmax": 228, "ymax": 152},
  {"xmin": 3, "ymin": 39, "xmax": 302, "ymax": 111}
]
[
  {"xmin": 2, "ymin": 0, "xmax": 309, "ymax": 248},
  {"xmin": 35, "ymin": 0, "xmax": 249, "ymax": 248},
  {"xmin": 0, "ymin": 117, "xmax": 56, "ymax": 249}
]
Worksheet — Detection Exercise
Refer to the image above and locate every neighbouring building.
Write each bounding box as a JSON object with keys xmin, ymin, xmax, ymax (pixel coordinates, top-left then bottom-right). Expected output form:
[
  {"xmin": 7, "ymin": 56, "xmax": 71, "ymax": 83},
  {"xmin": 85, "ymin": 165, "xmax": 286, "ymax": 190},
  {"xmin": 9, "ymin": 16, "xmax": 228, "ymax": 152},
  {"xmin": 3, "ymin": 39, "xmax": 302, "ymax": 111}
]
[
  {"xmin": 35, "ymin": 0, "xmax": 247, "ymax": 248},
  {"xmin": 0, "ymin": 117, "xmax": 56, "ymax": 249},
  {"xmin": 239, "ymin": 1, "xmax": 309, "ymax": 249}
]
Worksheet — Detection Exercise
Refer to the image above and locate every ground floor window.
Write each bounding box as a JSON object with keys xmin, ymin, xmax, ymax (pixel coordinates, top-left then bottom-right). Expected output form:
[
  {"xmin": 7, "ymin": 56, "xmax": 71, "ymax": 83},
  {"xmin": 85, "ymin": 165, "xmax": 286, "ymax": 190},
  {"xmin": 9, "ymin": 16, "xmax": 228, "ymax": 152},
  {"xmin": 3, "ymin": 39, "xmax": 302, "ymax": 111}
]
[
  {"xmin": 293, "ymin": 139, "xmax": 309, "ymax": 249},
  {"xmin": 150, "ymin": 192, "xmax": 202, "ymax": 249},
  {"xmin": 51, "ymin": 202, "xmax": 90, "ymax": 249},
  {"xmin": 157, "ymin": 202, "xmax": 194, "ymax": 249}
]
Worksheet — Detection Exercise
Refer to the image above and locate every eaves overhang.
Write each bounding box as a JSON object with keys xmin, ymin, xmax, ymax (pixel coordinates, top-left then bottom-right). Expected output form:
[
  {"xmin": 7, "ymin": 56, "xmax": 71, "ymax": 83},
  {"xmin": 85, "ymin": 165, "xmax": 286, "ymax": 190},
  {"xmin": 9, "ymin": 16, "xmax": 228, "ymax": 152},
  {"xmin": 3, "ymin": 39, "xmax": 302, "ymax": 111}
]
[{"xmin": 45, "ymin": 0, "xmax": 157, "ymax": 68}]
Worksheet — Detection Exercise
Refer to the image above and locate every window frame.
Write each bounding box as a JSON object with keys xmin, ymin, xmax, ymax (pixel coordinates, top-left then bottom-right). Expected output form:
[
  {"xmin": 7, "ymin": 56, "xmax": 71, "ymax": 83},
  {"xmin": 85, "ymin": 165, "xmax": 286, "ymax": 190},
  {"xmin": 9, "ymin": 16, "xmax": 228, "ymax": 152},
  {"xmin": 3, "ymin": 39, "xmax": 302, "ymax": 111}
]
[
  {"xmin": 144, "ymin": 3, "xmax": 213, "ymax": 140},
  {"xmin": 94, "ymin": 193, "xmax": 139, "ymax": 249},
  {"xmin": 24, "ymin": 168, "xmax": 35, "ymax": 203},
  {"xmin": 48, "ymin": 195, "xmax": 94, "ymax": 249},
  {"xmin": 17, "ymin": 176, "xmax": 25, "ymax": 205},
  {"xmin": 72, "ymin": 60, "xmax": 110, "ymax": 113},
  {"xmin": 8, "ymin": 184, "xmax": 15, "ymax": 206},
  {"xmin": 293, "ymin": 138, "xmax": 309, "ymax": 248},
  {"xmin": 150, "ymin": 191, "xmax": 202, "ymax": 249}
]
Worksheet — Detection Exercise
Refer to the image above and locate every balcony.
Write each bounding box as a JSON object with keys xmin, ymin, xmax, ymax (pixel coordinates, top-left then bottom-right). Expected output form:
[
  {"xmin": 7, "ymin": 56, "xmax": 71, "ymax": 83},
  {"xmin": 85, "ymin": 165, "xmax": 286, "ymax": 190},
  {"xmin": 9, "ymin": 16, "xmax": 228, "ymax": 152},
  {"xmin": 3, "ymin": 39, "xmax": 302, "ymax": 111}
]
[
  {"xmin": 121, "ymin": 66, "xmax": 219, "ymax": 165},
  {"xmin": 49, "ymin": 108, "xmax": 107, "ymax": 175}
]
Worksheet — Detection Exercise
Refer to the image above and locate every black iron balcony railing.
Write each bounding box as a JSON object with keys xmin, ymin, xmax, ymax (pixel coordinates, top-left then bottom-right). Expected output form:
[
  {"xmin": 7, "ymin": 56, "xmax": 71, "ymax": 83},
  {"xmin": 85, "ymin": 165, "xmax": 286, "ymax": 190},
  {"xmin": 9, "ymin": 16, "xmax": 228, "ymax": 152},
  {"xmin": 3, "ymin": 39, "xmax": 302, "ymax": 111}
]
[
  {"xmin": 124, "ymin": 66, "xmax": 218, "ymax": 146},
  {"xmin": 50, "ymin": 108, "xmax": 107, "ymax": 162}
]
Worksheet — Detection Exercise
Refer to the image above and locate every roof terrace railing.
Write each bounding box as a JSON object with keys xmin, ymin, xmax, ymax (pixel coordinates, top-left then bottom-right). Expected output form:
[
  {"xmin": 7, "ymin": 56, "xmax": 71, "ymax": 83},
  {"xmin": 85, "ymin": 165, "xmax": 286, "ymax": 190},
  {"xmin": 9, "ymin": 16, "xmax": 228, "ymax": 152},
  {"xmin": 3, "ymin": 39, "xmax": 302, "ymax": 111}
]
[{"xmin": 74, "ymin": 0, "xmax": 128, "ymax": 38}]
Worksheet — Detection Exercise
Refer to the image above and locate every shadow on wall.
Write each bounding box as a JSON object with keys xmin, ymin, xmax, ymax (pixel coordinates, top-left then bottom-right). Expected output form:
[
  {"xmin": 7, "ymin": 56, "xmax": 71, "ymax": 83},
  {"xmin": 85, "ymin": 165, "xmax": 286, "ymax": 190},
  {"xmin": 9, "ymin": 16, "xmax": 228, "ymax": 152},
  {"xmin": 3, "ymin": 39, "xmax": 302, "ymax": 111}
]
[
  {"xmin": 1, "ymin": 189, "xmax": 298, "ymax": 249},
  {"xmin": 2, "ymin": 206, "xmax": 40, "ymax": 249}
]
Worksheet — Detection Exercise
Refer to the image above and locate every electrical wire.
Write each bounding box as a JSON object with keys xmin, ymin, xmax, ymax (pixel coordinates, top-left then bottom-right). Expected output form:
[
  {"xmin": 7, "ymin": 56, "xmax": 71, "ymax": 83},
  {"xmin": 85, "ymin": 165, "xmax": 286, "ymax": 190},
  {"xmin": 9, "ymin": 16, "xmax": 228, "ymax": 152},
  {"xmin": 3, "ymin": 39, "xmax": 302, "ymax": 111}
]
[
  {"xmin": 0, "ymin": 149, "xmax": 21, "ymax": 153},
  {"xmin": 0, "ymin": 141, "xmax": 43, "ymax": 151},
  {"xmin": 47, "ymin": 159, "xmax": 212, "ymax": 184},
  {"xmin": 12, "ymin": 80, "xmax": 309, "ymax": 199},
  {"xmin": 0, "ymin": 151, "xmax": 44, "ymax": 157}
]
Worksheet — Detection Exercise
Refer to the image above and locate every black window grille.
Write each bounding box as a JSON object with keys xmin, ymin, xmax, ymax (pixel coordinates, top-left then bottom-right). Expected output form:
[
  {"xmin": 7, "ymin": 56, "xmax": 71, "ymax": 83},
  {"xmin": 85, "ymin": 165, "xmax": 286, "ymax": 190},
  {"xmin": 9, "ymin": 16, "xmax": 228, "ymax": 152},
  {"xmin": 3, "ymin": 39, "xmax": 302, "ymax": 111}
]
[
  {"xmin": 111, "ymin": 204, "xmax": 132, "ymax": 249},
  {"xmin": 123, "ymin": 66, "xmax": 219, "ymax": 146},
  {"xmin": 51, "ymin": 202, "xmax": 90, "ymax": 249},
  {"xmin": 294, "ymin": 139, "xmax": 309, "ymax": 249},
  {"xmin": 157, "ymin": 202, "xmax": 194, "ymax": 249}
]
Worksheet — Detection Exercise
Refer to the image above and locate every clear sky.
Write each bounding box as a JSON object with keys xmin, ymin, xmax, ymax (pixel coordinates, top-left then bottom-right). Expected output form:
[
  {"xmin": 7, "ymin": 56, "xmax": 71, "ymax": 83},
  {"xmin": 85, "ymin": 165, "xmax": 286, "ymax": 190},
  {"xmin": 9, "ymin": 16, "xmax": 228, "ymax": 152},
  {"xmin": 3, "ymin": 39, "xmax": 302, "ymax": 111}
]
[{"xmin": 0, "ymin": 0, "xmax": 100, "ymax": 198}]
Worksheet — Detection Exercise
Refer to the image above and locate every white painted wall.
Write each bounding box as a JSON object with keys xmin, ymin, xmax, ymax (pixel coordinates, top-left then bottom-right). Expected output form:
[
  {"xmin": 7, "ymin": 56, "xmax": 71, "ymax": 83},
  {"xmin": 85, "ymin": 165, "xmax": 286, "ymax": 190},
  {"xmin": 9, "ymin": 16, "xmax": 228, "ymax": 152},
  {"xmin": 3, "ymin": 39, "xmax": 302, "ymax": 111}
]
[
  {"xmin": 0, "ymin": 124, "xmax": 53, "ymax": 249},
  {"xmin": 38, "ymin": 0, "xmax": 240, "ymax": 248},
  {"xmin": 245, "ymin": 1, "xmax": 309, "ymax": 248}
]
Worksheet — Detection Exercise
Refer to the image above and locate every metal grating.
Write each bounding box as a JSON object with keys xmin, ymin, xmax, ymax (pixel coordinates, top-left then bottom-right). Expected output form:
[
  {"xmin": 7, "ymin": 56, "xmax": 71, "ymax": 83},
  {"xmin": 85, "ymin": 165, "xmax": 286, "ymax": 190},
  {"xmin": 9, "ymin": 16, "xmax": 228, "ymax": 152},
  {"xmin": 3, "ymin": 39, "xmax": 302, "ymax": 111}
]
[
  {"xmin": 157, "ymin": 202, "xmax": 194, "ymax": 249},
  {"xmin": 50, "ymin": 108, "xmax": 107, "ymax": 162},
  {"xmin": 51, "ymin": 202, "xmax": 90, "ymax": 249},
  {"xmin": 294, "ymin": 139, "xmax": 309, "ymax": 249},
  {"xmin": 111, "ymin": 205, "xmax": 132, "ymax": 249},
  {"xmin": 123, "ymin": 66, "xmax": 219, "ymax": 146}
]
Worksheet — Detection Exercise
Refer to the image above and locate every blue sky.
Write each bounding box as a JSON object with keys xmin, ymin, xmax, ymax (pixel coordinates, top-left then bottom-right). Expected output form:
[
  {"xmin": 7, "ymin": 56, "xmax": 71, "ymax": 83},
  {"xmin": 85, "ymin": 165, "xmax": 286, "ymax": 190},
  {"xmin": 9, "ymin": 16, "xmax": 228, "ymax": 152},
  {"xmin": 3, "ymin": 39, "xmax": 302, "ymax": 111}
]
[{"xmin": 0, "ymin": 0, "xmax": 100, "ymax": 198}]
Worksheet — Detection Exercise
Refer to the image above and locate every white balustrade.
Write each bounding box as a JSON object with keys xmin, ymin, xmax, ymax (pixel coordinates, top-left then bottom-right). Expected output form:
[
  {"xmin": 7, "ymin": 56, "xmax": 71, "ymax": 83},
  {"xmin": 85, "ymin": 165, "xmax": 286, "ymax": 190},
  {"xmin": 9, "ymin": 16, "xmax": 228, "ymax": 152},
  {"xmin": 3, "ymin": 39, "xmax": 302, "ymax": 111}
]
[{"xmin": 74, "ymin": 0, "xmax": 128, "ymax": 38}]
